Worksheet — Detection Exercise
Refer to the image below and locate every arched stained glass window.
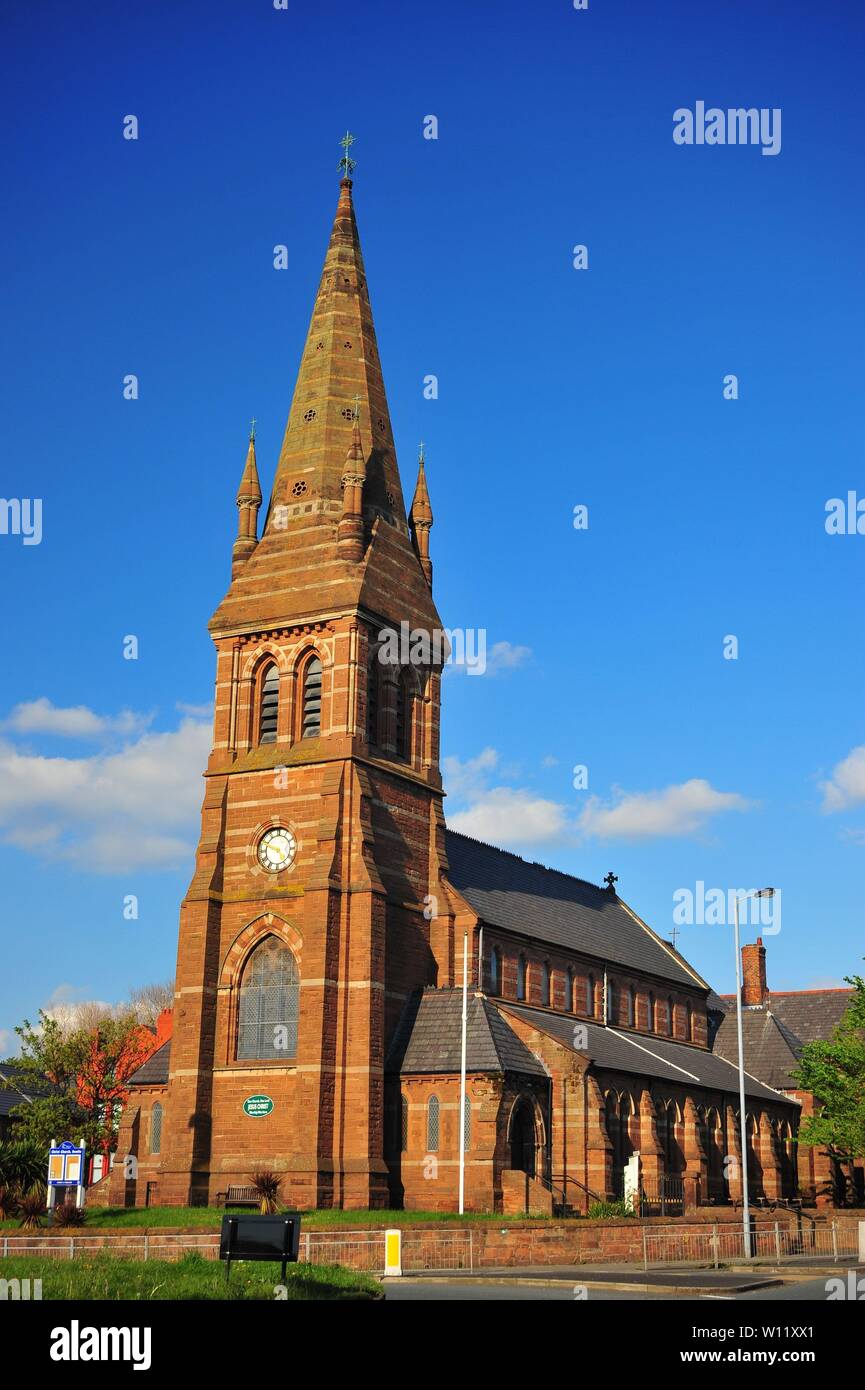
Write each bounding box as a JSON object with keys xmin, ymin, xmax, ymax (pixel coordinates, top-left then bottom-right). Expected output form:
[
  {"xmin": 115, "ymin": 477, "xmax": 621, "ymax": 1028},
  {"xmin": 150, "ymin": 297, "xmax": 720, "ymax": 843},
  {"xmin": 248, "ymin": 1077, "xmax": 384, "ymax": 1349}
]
[
  {"xmin": 517, "ymin": 955, "xmax": 527, "ymax": 1002},
  {"xmin": 237, "ymin": 935, "xmax": 299, "ymax": 1060},
  {"xmin": 427, "ymin": 1095, "xmax": 440, "ymax": 1152},
  {"xmin": 489, "ymin": 946, "xmax": 502, "ymax": 996},
  {"xmin": 400, "ymin": 1095, "xmax": 408, "ymax": 1153},
  {"xmin": 150, "ymin": 1102, "xmax": 163, "ymax": 1155},
  {"xmin": 541, "ymin": 962, "xmax": 551, "ymax": 1007}
]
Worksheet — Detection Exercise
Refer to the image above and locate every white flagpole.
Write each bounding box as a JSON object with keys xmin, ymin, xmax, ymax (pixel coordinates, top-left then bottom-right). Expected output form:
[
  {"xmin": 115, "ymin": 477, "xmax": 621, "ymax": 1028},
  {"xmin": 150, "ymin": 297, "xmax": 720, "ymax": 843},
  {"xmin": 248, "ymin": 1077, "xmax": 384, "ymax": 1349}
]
[{"xmin": 458, "ymin": 927, "xmax": 468, "ymax": 1215}]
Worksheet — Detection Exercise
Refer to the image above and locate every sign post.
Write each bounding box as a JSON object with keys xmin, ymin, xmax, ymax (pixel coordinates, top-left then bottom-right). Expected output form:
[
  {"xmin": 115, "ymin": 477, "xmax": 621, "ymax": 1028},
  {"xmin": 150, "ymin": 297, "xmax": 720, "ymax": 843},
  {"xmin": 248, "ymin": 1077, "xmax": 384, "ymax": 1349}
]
[{"xmin": 47, "ymin": 1139, "xmax": 87, "ymax": 1217}]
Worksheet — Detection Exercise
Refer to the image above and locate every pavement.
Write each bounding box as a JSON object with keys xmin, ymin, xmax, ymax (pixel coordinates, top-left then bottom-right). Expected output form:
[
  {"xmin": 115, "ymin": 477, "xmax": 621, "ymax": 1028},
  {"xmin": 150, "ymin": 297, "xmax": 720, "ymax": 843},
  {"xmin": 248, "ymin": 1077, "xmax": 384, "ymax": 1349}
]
[{"xmin": 384, "ymin": 1259, "xmax": 865, "ymax": 1301}]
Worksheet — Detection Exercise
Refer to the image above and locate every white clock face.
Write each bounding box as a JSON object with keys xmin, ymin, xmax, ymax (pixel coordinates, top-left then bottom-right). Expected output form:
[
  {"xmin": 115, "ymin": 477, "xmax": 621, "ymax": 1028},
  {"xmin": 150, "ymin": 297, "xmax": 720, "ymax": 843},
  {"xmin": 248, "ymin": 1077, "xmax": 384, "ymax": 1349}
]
[{"xmin": 257, "ymin": 827, "xmax": 297, "ymax": 873}]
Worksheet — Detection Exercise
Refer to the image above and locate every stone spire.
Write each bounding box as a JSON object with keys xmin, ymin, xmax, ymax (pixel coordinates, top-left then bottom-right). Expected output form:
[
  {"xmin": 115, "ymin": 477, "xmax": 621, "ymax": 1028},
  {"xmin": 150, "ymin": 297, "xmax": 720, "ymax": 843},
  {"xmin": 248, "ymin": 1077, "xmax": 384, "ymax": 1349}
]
[
  {"xmin": 409, "ymin": 444, "xmax": 434, "ymax": 588},
  {"xmin": 210, "ymin": 159, "xmax": 442, "ymax": 638},
  {"xmin": 264, "ymin": 171, "xmax": 404, "ymax": 529},
  {"xmin": 232, "ymin": 425, "xmax": 262, "ymax": 578}
]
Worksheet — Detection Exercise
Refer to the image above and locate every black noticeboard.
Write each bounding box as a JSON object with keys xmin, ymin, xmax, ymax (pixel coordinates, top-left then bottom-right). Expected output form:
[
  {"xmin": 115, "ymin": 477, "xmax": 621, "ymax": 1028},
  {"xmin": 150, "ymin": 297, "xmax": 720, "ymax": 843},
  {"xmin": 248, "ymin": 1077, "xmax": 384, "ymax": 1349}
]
[{"xmin": 219, "ymin": 1212, "xmax": 302, "ymax": 1282}]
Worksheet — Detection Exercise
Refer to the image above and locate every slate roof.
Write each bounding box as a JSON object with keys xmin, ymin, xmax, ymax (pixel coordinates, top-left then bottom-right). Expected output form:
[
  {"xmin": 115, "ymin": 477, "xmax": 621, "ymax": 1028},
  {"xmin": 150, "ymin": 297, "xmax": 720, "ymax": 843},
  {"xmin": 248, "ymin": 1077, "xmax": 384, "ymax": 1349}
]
[
  {"xmin": 711, "ymin": 1010, "xmax": 803, "ymax": 1091},
  {"xmin": 712, "ymin": 989, "xmax": 854, "ymax": 1090},
  {"xmin": 127, "ymin": 1040, "xmax": 171, "ymax": 1087},
  {"xmin": 0, "ymin": 1066, "xmax": 36, "ymax": 1118},
  {"xmin": 498, "ymin": 1003, "xmax": 797, "ymax": 1106},
  {"xmin": 445, "ymin": 830, "xmax": 702, "ymax": 990},
  {"xmin": 386, "ymin": 989, "xmax": 548, "ymax": 1078}
]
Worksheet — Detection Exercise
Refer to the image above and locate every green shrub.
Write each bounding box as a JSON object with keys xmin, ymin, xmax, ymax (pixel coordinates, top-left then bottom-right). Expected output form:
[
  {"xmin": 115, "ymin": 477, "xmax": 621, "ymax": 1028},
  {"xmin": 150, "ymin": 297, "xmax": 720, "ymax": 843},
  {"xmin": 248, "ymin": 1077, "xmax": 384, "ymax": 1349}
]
[{"xmin": 587, "ymin": 1199, "xmax": 634, "ymax": 1220}]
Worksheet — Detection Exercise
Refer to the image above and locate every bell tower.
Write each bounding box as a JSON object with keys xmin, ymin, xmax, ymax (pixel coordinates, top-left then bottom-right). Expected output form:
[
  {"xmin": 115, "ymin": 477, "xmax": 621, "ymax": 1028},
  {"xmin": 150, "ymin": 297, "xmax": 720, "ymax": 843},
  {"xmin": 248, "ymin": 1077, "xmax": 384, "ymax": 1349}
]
[{"xmin": 157, "ymin": 150, "xmax": 459, "ymax": 1209}]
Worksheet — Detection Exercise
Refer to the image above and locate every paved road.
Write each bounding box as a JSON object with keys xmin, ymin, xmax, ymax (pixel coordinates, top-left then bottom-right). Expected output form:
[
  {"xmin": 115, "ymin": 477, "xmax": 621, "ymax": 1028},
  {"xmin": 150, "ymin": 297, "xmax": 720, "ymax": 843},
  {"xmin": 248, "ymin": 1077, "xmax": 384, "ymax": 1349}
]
[
  {"xmin": 384, "ymin": 1280, "xmax": 673, "ymax": 1301},
  {"xmin": 384, "ymin": 1273, "xmax": 847, "ymax": 1302}
]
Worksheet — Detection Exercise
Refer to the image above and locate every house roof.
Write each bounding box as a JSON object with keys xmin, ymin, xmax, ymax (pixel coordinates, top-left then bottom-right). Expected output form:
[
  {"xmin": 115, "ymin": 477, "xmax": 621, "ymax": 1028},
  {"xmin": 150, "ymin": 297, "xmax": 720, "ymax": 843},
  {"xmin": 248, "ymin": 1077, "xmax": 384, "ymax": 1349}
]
[
  {"xmin": 0, "ymin": 1064, "xmax": 55, "ymax": 1117},
  {"xmin": 126, "ymin": 1040, "xmax": 171, "ymax": 1087},
  {"xmin": 445, "ymin": 830, "xmax": 704, "ymax": 990},
  {"xmin": 386, "ymin": 989, "xmax": 548, "ymax": 1078},
  {"xmin": 497, "ymin": 1003, "xmax": 797, "ymax": 1106},
  {"xmin": 712, "ymin": 989, "xmax": 853, "ymax": 1089},
  {"xmin": 711, "ymin": 1010, "xmax": 803, "ymax": 1091}
]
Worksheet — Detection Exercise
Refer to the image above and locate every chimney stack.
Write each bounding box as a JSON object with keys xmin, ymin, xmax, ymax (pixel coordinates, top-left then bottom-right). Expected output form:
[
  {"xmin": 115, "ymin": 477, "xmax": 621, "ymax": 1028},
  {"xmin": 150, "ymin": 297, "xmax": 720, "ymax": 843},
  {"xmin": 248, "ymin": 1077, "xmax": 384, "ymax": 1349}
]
[{"xmin": 741, "ymin": 936, "xmax": 768, "ymax": 1006}]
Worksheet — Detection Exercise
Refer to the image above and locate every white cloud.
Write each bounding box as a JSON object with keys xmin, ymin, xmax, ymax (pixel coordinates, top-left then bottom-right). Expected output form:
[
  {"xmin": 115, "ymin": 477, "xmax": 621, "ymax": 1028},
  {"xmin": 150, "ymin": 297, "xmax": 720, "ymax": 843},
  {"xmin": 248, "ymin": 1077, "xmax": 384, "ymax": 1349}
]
[
  {"xmin": 446, "ymin": 754, "xmax": 749, "ymax": 851},
  {"xmin": 0, "ymin": 706, "xmax": 211, "ymax": 873},
  {"xmin": 0, "ymin": 1028, "xmax": 15, "ymax": 1057},
  {"xmin": 443, "ymin": 747, "xmax": 500, "ymax": 801},
  {"xmin": 819, "ymin": 745, "xmax": 865, "ymax": 813},
  {"xmin": 484, "ymin": 641, "xmax": 532, "ymax": 675},
  {"xmin": 578, "ymin": 778, "xmax": 751, "ymax": 841},
  {"xmin": 446, "ymin": 639, "xmax": 532, "ymax": 678},
  {"xmin": 176, "ymin": 701, "xmax": 214, "ymax": 719},
  {"xmin": 3, "ymin": 698, "xmax": 153, "ymax": 739},
  {"xmin": 449, "ymin": 787, "xmax": 569, "ymax": 846}
]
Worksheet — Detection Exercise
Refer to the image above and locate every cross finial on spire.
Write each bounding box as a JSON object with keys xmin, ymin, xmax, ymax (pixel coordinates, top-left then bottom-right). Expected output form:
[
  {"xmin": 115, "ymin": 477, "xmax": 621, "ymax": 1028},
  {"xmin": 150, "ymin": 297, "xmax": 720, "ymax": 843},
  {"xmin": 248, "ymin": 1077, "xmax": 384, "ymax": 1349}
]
[
  {"xmin": 418, "ymin": 440, "xmax": 425, "ymax": 462},
  {"xmin": 604, "ymin": 871, "xmax": 618, "ymax": 894},
  {"xmin": 249, "ymin": 417, "xmax": 257, "ymax": 442},
  {"xmin": 338, "ymin": 130, "xmax": 357, "ymax": 178},
  {"xmin": 352, "ymin": 393, "xmax": 361, "ymax": 421}
]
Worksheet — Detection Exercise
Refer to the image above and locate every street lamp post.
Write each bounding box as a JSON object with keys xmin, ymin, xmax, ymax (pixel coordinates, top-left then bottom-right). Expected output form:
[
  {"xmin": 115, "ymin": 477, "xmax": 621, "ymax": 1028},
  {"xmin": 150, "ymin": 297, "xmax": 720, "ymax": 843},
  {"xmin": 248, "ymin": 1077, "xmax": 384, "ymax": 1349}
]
[{"xmin": 732, "ymin": 887, "xmax": 775, "ymax": 1260}]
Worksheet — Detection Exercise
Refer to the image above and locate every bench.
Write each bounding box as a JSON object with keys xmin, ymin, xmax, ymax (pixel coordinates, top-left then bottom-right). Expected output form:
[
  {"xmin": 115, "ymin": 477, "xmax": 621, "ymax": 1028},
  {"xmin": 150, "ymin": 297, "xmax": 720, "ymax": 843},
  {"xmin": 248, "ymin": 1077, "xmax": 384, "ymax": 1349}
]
[{"xmin": 215, "ymin": 1185, "xmax": 261, "ymax": 1209}]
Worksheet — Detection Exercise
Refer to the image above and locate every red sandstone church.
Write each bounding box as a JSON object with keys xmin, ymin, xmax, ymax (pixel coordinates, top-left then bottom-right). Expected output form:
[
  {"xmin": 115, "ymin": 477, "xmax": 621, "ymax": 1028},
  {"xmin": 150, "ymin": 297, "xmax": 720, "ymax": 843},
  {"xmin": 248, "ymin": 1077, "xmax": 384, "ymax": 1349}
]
[{"xmin": 111, "ymin": 170, "xmax": 819, "ymax": 1215}]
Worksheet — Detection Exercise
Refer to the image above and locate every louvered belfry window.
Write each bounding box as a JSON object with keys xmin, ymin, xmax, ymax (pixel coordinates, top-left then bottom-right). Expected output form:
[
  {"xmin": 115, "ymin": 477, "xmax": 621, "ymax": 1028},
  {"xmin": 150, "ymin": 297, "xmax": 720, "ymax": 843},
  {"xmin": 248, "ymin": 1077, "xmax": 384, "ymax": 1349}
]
[
  {"xmin": 395, "ymin": 673, "xmax": 410, "ymax": 759},
  {"xmin": 367, "ymin": 653, "xmax": 379, "ymax": 746},
  {"xmin": 258, "ymin": 664, "xmax": 279, "ymax": 743},
  {"xmin": 237, "ymin": 936, "xmax": 299, "ymax": 1060},
  {"xmin": 301, "ymin": 656, "xmax": 322, "ymax": 738}
]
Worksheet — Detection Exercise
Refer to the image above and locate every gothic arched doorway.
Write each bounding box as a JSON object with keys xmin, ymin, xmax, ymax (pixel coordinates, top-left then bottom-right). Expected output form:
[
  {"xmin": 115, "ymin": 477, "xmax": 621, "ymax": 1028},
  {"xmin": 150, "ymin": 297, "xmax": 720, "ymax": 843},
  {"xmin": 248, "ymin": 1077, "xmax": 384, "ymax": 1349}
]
[{"xmin": 509, "ymin": 1097, "xmax": 537, "ymax": 1178}]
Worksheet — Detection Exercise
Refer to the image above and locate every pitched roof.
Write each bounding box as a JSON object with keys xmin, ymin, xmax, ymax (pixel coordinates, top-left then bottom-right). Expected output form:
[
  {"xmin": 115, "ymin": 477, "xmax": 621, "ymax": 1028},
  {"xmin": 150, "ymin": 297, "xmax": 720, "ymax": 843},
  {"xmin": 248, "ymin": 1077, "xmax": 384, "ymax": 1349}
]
[
  {"xmin": 711, "ymin": 989, "xmax": 854, "ymax": 1090},
  {"xmin": 711, "ymin": 1010, "xmax": 803, "ymax": 1091},
  {"xmin": 445, "ymin": 830, "xmax": 703, "ymax": 989},
  {"xmin": 0, "ymin": 1066, "xmax": 37, "ymax": 1118},
  {"xmin": 386, "ymin": 989, "xmax": 548, "ymax": 1078},
  {"xmin": 763, "ymin": 990, "xmax": 853, "ymax": 1045},
  {"xmin": 127, "ymin": 1040, "xmax": 171, "ymax": 1087},
  {"xmin": 498, "ymin": 1003, "xmax": 797, "ymax": 1106}
]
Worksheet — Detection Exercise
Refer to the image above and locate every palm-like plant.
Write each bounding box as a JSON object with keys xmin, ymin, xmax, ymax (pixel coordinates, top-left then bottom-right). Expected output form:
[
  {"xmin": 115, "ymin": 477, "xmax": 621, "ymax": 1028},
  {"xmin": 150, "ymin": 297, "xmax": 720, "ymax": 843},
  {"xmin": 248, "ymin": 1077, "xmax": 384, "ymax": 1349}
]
[
  {"xmin": 53, "ymin": 1201, "xmax": 86, "ymax": 1227},
  {"xmin": 248, "ymin": 1170, "xmax": 281, "ymax": 1214},
  {"xmin": 0, "ymin": 1185, "xmax": 18, "ymax": 1219},
  {"xmin": 17, "ymin": 1188, "xmax": 46, "ymax": 1230},
  {"xmin": 0, "ymin": 1138, "xmax": 45, "ymax": 1194}
]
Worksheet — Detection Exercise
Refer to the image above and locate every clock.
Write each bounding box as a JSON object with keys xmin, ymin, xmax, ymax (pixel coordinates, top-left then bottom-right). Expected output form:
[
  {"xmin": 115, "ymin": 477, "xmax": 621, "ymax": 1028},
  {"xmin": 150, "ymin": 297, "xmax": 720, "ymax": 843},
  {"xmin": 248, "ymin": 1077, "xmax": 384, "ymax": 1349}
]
[{"xmin": 257, "ymin": 827, "xmax": 297, "ymax": 873}]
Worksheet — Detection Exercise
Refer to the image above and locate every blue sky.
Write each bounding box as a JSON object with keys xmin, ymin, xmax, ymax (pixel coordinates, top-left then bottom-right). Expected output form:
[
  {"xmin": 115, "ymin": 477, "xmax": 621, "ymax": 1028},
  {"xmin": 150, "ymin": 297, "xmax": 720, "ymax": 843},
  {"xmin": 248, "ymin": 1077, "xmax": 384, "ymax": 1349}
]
[{"xmin": 1, "ymin": 0, "xmax": 863, "ymax": 1051}]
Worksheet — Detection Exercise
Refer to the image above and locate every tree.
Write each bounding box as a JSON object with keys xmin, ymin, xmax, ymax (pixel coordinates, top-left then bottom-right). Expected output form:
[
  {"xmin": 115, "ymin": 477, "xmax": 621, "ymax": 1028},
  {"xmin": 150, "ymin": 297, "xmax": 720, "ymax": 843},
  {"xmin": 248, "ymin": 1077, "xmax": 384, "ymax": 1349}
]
[
  {"xmin": 793, "ymin": 971, "xmax": 865, "ymax": 1195},
  {"xmin": 0, "ymin": 1010, "xmax": 152, "ymax": 1155},
  {"xmin": 128, "ymin": 980, "xmax": 174, "ymax": 1028}
]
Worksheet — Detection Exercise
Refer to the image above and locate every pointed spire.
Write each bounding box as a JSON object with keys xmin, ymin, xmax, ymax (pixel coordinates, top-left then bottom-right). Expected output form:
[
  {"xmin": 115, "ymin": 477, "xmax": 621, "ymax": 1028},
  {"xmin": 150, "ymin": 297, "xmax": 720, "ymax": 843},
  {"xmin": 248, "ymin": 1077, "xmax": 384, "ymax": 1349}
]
[
  {"xmin": 410, "ymin": 443, "xmax": 434, "ymax": 588},
  {"xmin": 232, "ymin": 427, "xmax": 262, "ymax": 577},
  {"xmin": 337, "ymin": 409, "xmax": 366, "ymax": 562},
  {"xmin": 265, "ymin": 149, "xmax": 402, "ymax": 527}
]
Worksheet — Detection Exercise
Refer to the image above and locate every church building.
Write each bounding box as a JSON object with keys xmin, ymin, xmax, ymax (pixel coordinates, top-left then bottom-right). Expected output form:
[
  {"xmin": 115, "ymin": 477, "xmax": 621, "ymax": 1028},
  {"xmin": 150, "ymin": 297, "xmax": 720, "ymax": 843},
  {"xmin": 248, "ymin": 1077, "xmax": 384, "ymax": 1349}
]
[{"xmin": 110, "ymin": 164, "xmax": 801, "ymax": 1214}]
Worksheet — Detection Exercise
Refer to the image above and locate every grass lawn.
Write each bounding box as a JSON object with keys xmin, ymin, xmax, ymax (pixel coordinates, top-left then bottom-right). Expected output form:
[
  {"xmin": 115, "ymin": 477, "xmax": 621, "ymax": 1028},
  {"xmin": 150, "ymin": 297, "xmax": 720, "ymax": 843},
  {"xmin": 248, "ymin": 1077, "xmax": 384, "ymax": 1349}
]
[
  {"xmin": 0, "ymin": 1253, "xmax": 381, "ymax": 1300},
  {"xmin": 1, "ymin": 1205, "xmax": 551, "ymax": 1230}
]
